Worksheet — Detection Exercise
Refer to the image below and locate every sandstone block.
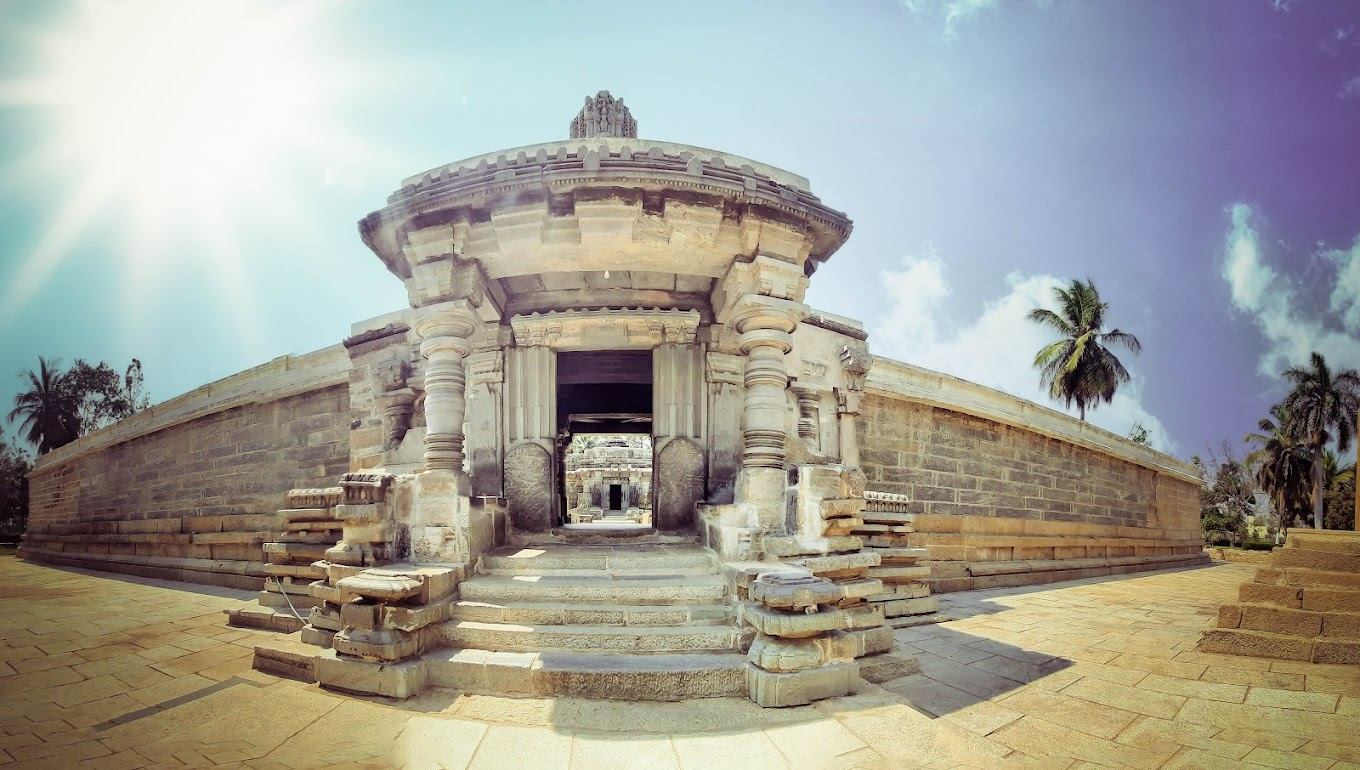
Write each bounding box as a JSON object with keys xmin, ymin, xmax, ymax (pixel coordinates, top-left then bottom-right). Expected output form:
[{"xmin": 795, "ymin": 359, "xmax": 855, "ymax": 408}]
[
  {"xmin": 326, "ymin": 561, "xmax": 366, "ymax": 584},
  {"xmin": 836, "ymin": 578, "xmax": 885, "ymax": 600},
  {"xmin": 791, "ymin": 552, "xmax": 880, "ymax": 577},
  {"xmin": 1301, "ymin": 588, "xmax": 1360, "ymax": 613},
  {"xmin": 1284, "ymin": 531, "xmax": 1360, "ymax": 554},
  {"xmin": 264, "ymin": 542, "xmax": 330, "ymax": 563},
  {"xmin": 332, "ymin": 627, "xmax": 422, "ymax": 662},
  {"xmin": 1216, "ymin": 603, "xmax": 1241, "ymax": 629},
  {"xmin": 1322, "ymin": 611, "xmax": 1360, "ymax": 638},
  {"xmin": 817, "ymin": 627, "xmax": 894, "ymax": 661},
  {"xmin": 820, "ymin": 499, "xmax": 865, "ymax": 519},
  {"xmin": 742, "ymin": 603, "xmax": 845, "ymax": 638},
  {"xmin": 1197, "ymin": 629, "xmax": 1313, "ymax": 661},
  {"xmin": 258, "ymin": 591, "xmax": 322, "ymax": 611},
  {"xmin": 308, "ymin": 580, "xmax": 344, "ymax": 604},
  {"xmin": 1312, "ymin": 639, "xmax": 1360, "ymax": 665},
  {"xmin": 763, "ymin": 536, "xmax": 862, "ymax": 558},
  {"xmin": 1273, "ymin": 548, "xmax": 1360, "ymax": 573},
  {"xmin": 750, "ymin": 573, "xmax": 842, "ymax": 611},
  {"xmin": 226, "ymin": 608, "xmax": 304, "ymax": 634},
  {"xmin": 1238, "ymin": 583, "xmax": 1303, "ymax": 608},
  {"xmin": 337, "ymin": 572, "xmax": 423, "ymax": 602},
  {"xmin": 341, "ymin": 600, "xmax": 382, "ymax": 632},
  {"xmin": 1284, "ymin": 568, "xmax": 1360, "ymax": 590},
  {"xmin": 274, "ymin": 531, "xmax": 341, "ymax": 545},
  {"xmin": 822, "ymin": 519, "xmax": 864, "ymax": 536},
  {"xmin": 278, "ymin": 508, "xmax": 334, "ymax": 524},
  {"xmin": 325, "ymin": 541, "xmax": 366, "ymax": 566},
  {"xmin": 309, "ymin": 605, "xmax": 343, "ymax": 632},
  {"xmin": 301, "ymin": 626, "xmax": 336, "ymax": 648},
  {"xmin": 747, "ymin": 662, "xmax": 856, "ymax": 707},
  {"xmin": 843, "ymin": 605, "xmax": 886, "ymax": 630},
  {"xmin": 748, "ymin": 635, "xmax": 823, "ymax": 672},
  {"xmin": 382, "ymin": 599, "xmax": 450, "ymax": 632},
  {"xmin": 872, "ymin": 547, "xmax": 929, "ymax": 563},
  {"xmin": 315, "ymin": 650, "xmax": 427, "ymax": 699},
  {"xmin": 334, "ymin": 503, "xmax": 384, "ymax": 522},
  {"xmin": 866, "ymin": 566, "xmax": 931, "ymax": 582},
  {"xmin": 264, "ymin": 562, "xmax": 328, "ymax": 580},
  {"xmin": 363, "ymin": 565, "xmax": 463, "ymax": 604},
  {"xmin": 881, "ymin": 597, "xmax": 939, "ymax": 618},
  {"xmin": 858, "ymin": 653, "xmax": 920, "ymax": 683},
  {"xmin": 1240, "ymin": 605, "xmax": 1323, "ymax": 637}
]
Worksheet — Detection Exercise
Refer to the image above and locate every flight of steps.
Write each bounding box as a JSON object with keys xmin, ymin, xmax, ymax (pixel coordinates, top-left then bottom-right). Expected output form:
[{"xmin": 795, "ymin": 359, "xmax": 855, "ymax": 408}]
[
  {"xmin": 425, "ymin": 542, "xmax": 750, "ymax": 700},
  {"xmin": 1199, "ymin": 529, "xmax": 1360, "ymax": 664}
]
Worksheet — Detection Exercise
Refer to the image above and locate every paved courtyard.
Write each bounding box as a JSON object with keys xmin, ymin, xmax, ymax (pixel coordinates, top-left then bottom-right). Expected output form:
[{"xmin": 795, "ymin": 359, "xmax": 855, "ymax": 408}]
[{"xmin": 0, "ymin": 552, "xmax": 1356, "ymax": 769}]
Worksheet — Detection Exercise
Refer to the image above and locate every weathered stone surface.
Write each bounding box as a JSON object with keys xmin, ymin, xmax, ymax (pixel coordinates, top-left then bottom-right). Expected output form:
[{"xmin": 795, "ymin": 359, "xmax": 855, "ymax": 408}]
[
  {"xmin": 1198, "ymin": 629, "xmax": 1313, "ymax": 661},
  {"xmin": 858, "ymin": 652, "xmax": 920, "ymax": 683},
  {"xmin": 315, "ymin": 650, "xmax": 427, "ymax": 698},
  {"xmin": 742, "ymin": 603, "xmax": 845, "ymax": 638},
  {"xmin": 340, "ymin": 600, "xmax": 382, "ymax": 631},
  {"xmin": 382, "ymin": 599, "xmax": 450, "ymax": 631},
  {"xmin": 791, "ymin": 552, "xmax": 880, "ymax": 576},
  {"xmin": 332, "ymin": 627, "xmax": 423, "ymax": 662},
  {"xmin": 747, "ymin": 662, "xmax": 856, "ymax": 707},
  {"xmin": 763, "ymin": 536, "xmax": 863, "ymax": 558},
  {"xmin": 309, "ymin": 605, "xmax": 343, "ymax": 631},
  {"xmin": 505, "ymin": 443, "xmax": 554, "ymax": 533},
  {"xmin": 749, "ymin": 573, "xmax": 842, "ymax": 611},
  {"xmin": 654, "ymin": 438, "xmax": 703, "ymax": 532},
  {"xmin": 748, "ymin": 634, "xmax": 823, "ymax": 672},
  {"xmin": 336, "ymin": 572, "xmax": 423, "ymax": 602},
  {"xmin": 301, "ymin": 626, "xmax": 336, "ymax": 648},
  {"xmin": 334, "ymin": 503, "xmax": 384, "ymax": 522},
  {"xmin": 226, "ymin": 608, "xmax": 304, "ymax": 634},
  {"xmin": 880, "ymin": 596, "xmax": 939, "ymax": 618}
]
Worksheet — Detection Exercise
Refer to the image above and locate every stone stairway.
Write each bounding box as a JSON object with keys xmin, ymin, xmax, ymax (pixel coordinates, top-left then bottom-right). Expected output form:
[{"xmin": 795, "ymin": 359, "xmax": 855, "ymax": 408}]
[
  {"xmin": 1199, "ymin": 529, "xmax": 1360, "ymax": 664},
  {"xmin": 425, "ymin": 543, "xmax": 750, "ymax": 700}
]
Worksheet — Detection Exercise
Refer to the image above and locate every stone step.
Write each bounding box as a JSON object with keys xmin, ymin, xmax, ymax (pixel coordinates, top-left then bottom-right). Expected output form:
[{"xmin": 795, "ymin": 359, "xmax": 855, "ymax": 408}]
[
  {"xmin": 1284, "ymin": 531, "xmax": 1360, "ymax": 555},
  {"xmin": 451, "ymin": 600, "xmax": 729, "ymax": 627},
  {"xmin": 519, "ymin": 527, "xmax": 700, "ymax": 546},
  {"xmin": 253, "ymin": 637, "xmax": 321, "ymax": 683},
  {"xmin": 424, "ymin": 648, "xmax": 748, "ymax": 700},
  {"xmin": 480, "ymin": 545, "xmax": 717, "ymax": 576},
  {"xmin": 442, "ymin": 620, "xmax": 743, "ymax": 653},
  {"xmin": 1272, "ymin": 548, "xmax": 1360, "ymax": 574},
  {"xmin": 458, "ymin": 575, "xmax": 727, "ymax": 606},
  {"xmin": 1198, "ymin": 627, "xmax": 1360, "ymax": 665}
]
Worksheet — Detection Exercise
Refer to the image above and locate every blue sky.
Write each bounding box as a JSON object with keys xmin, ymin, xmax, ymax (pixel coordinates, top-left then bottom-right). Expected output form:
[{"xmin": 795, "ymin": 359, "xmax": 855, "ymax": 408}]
[{"xmin": 1, "ymin": 0, "xmax": 1358, "ymax": 462}]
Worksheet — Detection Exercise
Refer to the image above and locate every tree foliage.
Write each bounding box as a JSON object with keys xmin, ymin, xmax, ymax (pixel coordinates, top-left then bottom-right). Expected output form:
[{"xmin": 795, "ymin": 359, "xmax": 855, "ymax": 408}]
[
  {"xmin": 1028, "ymin": 278, "xmax": 1142, "ymax": 421},
  {"xmin": 1194, "ymin": 443, "xmax": 1255, "ymax": 546},
  {"xmin": 0, "ymin": 428, "xmax": 31, "ymax": 536},
  {"xmin": 8, "ymin": 357, "xmax": 150, "ymax": 454},
  {"xmin": 1321, "ymin": 451, "xmax": 1356, "ymax": 532},
  {"xmin": 1245, "ymin": 403, "xmax": 1313, "ymax": 538},
  {"xmin": 8, "ymin": 357, "xmax": 82, "ymax": 453},
  {"xmin": 1280, "ymin": 352, "xmax": 1360, "ymax": 529}
]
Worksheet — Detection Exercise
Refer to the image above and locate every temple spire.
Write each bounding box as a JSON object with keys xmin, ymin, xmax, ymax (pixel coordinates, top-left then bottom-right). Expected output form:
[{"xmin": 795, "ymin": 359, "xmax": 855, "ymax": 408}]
[{"xmin": 569, "ymin": 91, "xmax": 637, "ymax": 139}]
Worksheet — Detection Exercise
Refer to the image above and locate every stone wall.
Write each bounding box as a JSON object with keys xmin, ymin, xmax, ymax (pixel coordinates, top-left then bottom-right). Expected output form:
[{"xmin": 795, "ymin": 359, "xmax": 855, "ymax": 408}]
[
  {"xmin": 861, "ymin": 357, "xmax": 1206, "ymax": 592},
  {"xmin": 21, "ymin": 347, "xmax": 351, "ymax": 590}
]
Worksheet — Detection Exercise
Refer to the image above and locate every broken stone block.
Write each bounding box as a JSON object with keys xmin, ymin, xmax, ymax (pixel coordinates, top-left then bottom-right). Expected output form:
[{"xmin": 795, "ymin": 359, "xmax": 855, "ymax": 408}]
[
  {"xmin": 790, "ymin": 552, "xmax": 880, "ymax": 577},
  {"xmin": 866, "ymin": 565, "xmax": 930, "ymax": 582},
  {"xmin": 309, "ymin": 605, "xmax": 343, "ymax": 632},
  {"xmin": 748, "ymin": 634, "xmax": 823, "ymax": 672},
  {"xmin": 742, "ymin": 603, "xmax": 845, "ymax": 638},
  {"xmin": 332, "ymin": 627, "xmax": 421, "ymax": 662},
  {"xmin": 747, "ymin": 661, "xmax": 856, "ymax": 707},
  {"xmin": 836, "ymin": 578, "xmax": 885, "ymax": 600},
  {"xmin": 301, "ymin": 626, "xmax": 336, "ymax": 648},
  {"xmin": 315, "ymin": 649, "xmax": 427, "ymax": 699},
  {"xmin": 325, "ymin": 541, "xmax": 366, "ymax": 567},
  {"xmin": 307, "ymin": 580, "xmax": 343, "ymax": 604},
  {"xmin": 750, "ymin": 573, "xmax": 842, "ymax": 611},
  {"xmin": 881, "ymin": 597, "xmax": 939, "ymax": 618},
  {"xmin": 225, "ymin": 608, "xmax": 304, "ymax": 634},
  {"xmin": 365, "ymin": 565, "xmax": 464, "ymax": 604},
  {"xmin": 325, "ymin": 561, "xmax": 366, "ymax": 584},
  {"xmin": 340, "ymin": 600, "xmax": 382, "ymax": 632},
  {"xmin": 278, "ymin": 508, "xmax": 335, "ymax": 524},
  {"xmin": 334, "ymin": 503, "xmax": 384, "ymax": 522},
  {"xmin": 336, "ymin": 572, "xmax": 424, "ymax": 602},
  {"xmin": 763, "ymin": 536, "xmax": 863, "ymax": 558},
  {"xmin": 382, "ymin": 599, "xmax": 450, "ymax": 632},
  {"xmin": 818, "ymin": 627, "xmax": 895, "ymax": 661}
]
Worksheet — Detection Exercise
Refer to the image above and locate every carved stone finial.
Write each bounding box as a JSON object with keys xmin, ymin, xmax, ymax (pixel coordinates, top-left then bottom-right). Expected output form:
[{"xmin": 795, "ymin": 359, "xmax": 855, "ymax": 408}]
[{"xmin": 569, "ymin": 91, "xmax": 637, "ymax": 139}]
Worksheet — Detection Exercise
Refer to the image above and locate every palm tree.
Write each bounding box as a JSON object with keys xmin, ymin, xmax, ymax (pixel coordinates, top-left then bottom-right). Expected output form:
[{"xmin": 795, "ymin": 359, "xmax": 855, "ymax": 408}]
[
  {"xmin": 1281, "ymin": 352, "xmax": 1360, "ymax": 529},
  {"xmin": 1245, "ymin": 403, "xmax": 1313, "ymax": 540},
  {"xmin": 8, "ymin": 357, "xmax": 82, "ymax": 454},
  {"xmin": 1027, "ymin": 278, "xmax": 1142, "ymax": 421}
]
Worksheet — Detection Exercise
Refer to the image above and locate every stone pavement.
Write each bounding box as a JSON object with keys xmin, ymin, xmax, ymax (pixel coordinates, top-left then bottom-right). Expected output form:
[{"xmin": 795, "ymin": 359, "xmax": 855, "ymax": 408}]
[{"xmin": 0, "ymin": 551, "xmax": 1356, "ymax": 769}]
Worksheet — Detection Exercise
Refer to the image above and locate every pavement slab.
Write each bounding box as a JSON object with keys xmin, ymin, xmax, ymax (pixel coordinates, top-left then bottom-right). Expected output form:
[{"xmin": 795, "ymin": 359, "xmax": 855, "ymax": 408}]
[{"xmin": 2, "ymin": 554, "xmax": 1359, "ymax": 768}]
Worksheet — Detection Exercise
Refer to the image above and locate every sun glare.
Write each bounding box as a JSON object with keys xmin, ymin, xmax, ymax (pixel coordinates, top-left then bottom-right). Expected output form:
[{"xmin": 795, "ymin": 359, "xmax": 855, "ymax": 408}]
[
  {"xmin": 47, "ymin": 1, "xmax": 322, "ymax": 214},
  {"xmin": 0, "ymin": 0, "xmax": 349, "ymax": 329}
]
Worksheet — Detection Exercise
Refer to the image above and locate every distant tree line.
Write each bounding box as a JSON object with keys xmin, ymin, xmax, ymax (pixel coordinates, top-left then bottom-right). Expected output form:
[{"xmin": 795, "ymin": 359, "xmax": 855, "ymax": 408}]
[
  {"xmin": 1198, "ymin": 352, "xmax": 1358, "ymax": 545},
  {"xmin": 1, "ymin": 357, "xmax": 150, "ymax": 536}
]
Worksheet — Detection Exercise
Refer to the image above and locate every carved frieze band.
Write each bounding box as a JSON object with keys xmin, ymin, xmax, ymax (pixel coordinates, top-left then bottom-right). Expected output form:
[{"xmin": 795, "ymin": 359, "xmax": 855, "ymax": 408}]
[{"xmin": 509, "ymin": 308, "xmax": 700, "ymax": 350}]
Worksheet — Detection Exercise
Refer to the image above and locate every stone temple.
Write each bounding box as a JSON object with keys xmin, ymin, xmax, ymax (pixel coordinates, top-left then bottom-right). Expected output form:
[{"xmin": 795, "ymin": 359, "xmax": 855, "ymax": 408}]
[{"xmin": 20, "ymin": 92, "xmax": 1209, "ymax": 705}]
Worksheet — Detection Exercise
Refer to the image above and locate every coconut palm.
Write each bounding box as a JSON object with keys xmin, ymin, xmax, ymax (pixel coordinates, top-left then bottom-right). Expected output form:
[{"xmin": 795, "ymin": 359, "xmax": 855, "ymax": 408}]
[
  {"xmin": 1245, "ymin": 403, "xmax": 1313, "ymax": 539},
  {"xmin": 1281, "ymin": 352, "xmax": 1360, "ymax": 529},
  {"xmin": 8, "ymin": 357, "xmax": 82, "ymax": 454},
  {"xmin": 1027, "ymin": 278, "xmax": 1142, "ymax": 421}
]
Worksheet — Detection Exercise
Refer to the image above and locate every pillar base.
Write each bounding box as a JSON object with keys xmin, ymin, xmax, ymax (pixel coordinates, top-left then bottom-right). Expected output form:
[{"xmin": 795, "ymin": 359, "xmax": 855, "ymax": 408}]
[{"xmin": 736, "ymin": 467, "xmax": 789, "ymax": 534}]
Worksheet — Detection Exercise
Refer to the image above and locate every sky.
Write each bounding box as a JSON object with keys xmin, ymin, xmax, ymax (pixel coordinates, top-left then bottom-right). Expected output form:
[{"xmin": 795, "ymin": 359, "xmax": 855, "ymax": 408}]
[{"xmin": 0, "ymin": 0, "xmax": 1357, "ymax": 463}]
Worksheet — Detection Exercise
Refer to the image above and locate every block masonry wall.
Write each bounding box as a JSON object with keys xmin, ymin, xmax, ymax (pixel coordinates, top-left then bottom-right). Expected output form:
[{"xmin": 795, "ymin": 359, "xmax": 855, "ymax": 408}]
[
  {"xmin": 20, "ymin": 347, "xmax": 351, "ymax": 590},
  {"xmin": 860, "ymin": 358, "xmax": 1206, "ymax": 592}
]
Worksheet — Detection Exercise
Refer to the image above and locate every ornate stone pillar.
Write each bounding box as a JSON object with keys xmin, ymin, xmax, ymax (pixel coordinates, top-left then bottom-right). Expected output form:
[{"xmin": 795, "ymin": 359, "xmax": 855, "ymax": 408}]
[
  {"xmin": 412, "ymin": 301, "xmax": 480, "ymax": 477},
  {"xmin": 732, "ymin": 295, "xmax": 803, "ymax": 530}
]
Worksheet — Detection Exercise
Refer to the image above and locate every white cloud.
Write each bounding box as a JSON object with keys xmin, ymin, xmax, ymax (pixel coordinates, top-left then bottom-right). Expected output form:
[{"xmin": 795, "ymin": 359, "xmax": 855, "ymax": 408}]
[
  {"xmin": 901, "ymin": 0, "xmax": 999, "ymax": 38},
  {"xmin": 1221, "ymin": 203, "xmax": 1360, "ymax": 381},
  {"xmin": 1341, "ymin": 75, "xmax": 1360, "ymax": 100},
  {"xmin": 871, "ymin": 249, "xmax": 1177, "ymax": 453}
]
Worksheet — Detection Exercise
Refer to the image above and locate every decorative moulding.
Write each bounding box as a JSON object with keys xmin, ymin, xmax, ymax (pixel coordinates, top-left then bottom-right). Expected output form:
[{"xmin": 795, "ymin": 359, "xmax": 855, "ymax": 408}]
[{"xmin": 509, "ymin": 308, "xmax": 700, "ymax": 350}]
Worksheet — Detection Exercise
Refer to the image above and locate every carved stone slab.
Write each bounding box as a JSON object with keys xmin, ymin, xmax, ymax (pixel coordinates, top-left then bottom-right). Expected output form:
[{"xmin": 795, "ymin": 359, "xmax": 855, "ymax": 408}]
[
  {"xmin": 653, "ymin": 438, "xmax": 703, "ymax": 532},
  {"xmin": 750, "ymin": 573, "xmax": 843, "ymax": 611},
  {"xmin": 505, "ymin": 443, "xmax": 554, "ymax": 533}
]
